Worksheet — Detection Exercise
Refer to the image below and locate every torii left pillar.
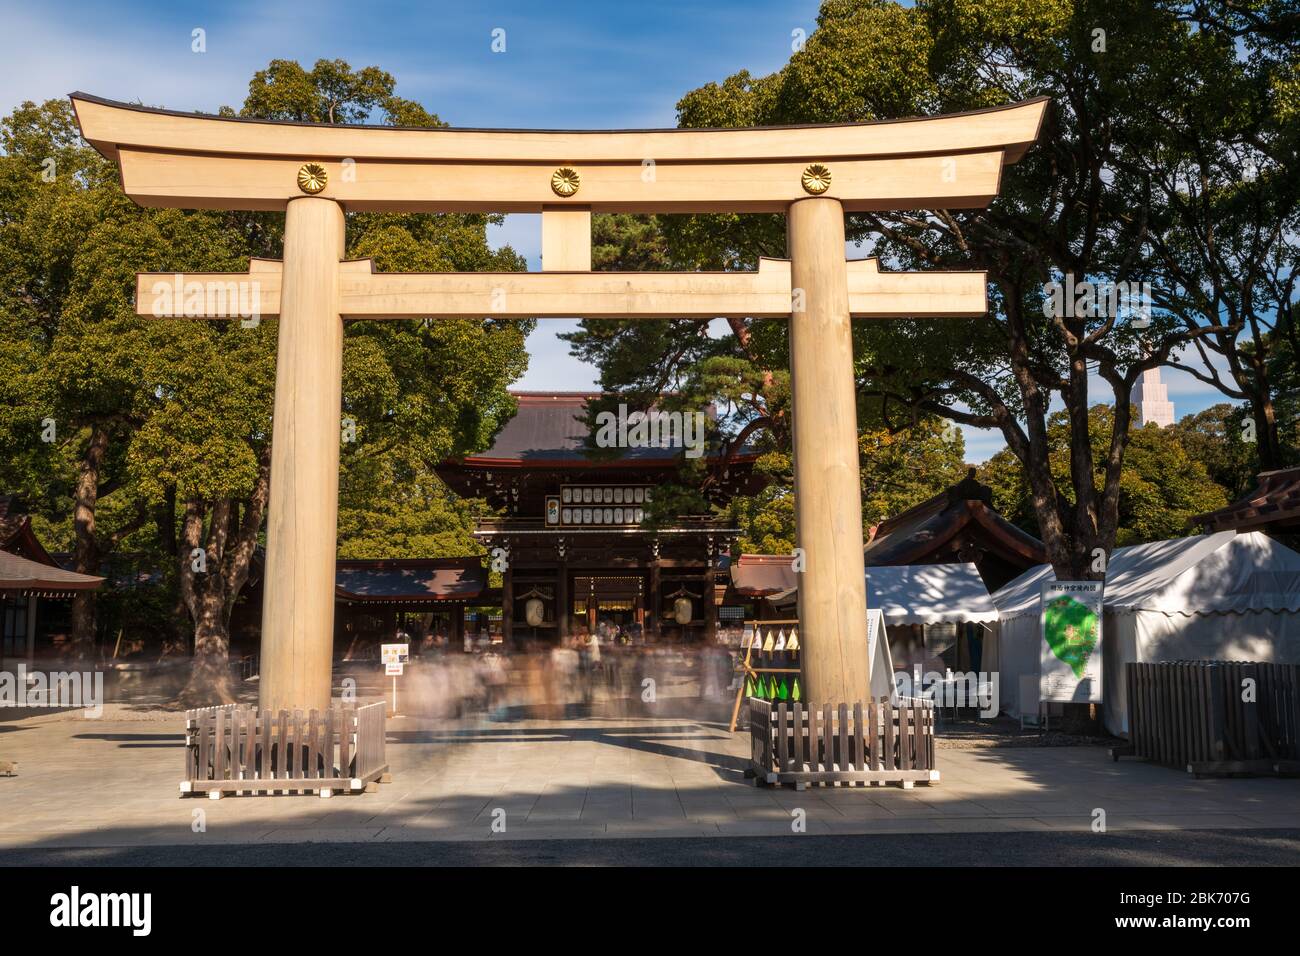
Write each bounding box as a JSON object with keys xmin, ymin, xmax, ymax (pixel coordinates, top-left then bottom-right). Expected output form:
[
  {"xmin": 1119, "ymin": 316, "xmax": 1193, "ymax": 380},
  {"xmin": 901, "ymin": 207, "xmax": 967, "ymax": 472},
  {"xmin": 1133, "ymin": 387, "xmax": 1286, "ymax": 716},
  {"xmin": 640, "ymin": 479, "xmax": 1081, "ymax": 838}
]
[{"xmin": 259, "ymin": 197, "xmax": 345, "ymax": 714}]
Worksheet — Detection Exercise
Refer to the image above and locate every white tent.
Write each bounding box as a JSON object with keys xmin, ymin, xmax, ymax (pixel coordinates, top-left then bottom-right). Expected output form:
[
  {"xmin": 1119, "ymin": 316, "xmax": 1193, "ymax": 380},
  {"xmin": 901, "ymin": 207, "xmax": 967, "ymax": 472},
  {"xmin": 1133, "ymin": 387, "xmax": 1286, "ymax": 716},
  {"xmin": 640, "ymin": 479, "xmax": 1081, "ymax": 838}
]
[
  {"xmin": 774, "ymin": 562, "xmax": 998, "ymax": 677},
  {"xmin": 866, "ymin": 563, "xmax": 999, "ymax": 626},
  {"xmin": 990, "ymin": 531, "xmax": 1300, "ymax": 734},
  {"xmin": 775, "ymin": 562, "xmax": 997, "ymax": 622}
]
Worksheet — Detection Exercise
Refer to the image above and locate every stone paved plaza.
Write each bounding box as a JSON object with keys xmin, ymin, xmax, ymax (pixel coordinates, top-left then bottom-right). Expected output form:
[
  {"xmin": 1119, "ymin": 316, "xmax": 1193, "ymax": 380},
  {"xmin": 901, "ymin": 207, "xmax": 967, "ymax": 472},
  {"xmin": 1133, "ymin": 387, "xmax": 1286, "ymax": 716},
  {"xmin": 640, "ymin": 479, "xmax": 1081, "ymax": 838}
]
[{"xmin": 1, "ymin": 705, "xmax": 1297, "ymax": 852}]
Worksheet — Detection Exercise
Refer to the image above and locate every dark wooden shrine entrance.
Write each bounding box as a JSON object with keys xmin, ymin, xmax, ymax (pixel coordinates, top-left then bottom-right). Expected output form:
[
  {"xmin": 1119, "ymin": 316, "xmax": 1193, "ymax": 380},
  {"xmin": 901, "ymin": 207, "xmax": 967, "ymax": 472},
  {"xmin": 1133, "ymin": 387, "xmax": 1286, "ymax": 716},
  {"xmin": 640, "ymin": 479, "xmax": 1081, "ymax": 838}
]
[{"xmin": 437, "ymin": 392, "xmax": 763, "ymax": 647}]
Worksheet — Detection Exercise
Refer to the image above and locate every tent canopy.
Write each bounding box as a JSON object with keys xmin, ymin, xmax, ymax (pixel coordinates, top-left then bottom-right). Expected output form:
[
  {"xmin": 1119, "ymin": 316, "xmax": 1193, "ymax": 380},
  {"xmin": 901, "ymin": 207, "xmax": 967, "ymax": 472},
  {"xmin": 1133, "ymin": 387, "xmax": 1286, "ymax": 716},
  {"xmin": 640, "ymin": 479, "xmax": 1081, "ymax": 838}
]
[
  {"xmin": 869, "ymin": 563, "xmax": 998, "ymax": 625},
  {"xmin": 773, "ymin": 562, "xmax": 997, "ymax": 626},
  {"xmin": 992, "ymin": 531, "xmax": 1300, "ymax": 618}
]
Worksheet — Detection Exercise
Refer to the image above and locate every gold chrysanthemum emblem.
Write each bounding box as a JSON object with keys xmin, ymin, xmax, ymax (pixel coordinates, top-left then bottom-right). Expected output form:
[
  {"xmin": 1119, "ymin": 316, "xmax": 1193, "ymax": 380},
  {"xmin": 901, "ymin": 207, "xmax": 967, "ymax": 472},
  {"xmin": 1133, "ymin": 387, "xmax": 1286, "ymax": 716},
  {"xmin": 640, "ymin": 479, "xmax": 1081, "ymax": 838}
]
[
  {"xmin": 296, "ymin": 162, "xmax": 328, "ymax": 194},
  {"xmin": 551, "ymin": 166, "xmax": 581, "ymax": 197},
  {"xmin": 801, "ymin": 163, "xmax": 832, "ymax": 195}
]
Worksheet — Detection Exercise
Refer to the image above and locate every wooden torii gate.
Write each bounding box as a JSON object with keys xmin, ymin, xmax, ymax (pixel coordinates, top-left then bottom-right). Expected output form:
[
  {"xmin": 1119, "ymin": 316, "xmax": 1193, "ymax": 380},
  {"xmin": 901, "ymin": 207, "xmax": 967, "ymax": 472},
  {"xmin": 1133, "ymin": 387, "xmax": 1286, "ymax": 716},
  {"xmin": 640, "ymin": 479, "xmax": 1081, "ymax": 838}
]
[{"xmin": 72, "ymin": 92, "xmax": 1046, "ymax": 715}]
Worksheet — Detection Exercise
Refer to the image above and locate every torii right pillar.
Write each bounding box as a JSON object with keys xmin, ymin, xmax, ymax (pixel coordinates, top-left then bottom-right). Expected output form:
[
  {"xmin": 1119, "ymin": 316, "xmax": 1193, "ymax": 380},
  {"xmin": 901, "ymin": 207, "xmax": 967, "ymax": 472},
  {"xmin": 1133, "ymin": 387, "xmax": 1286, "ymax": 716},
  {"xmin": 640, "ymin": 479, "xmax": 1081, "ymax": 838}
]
[{"xmin": 788, "ymin": 196, "xmax": 871, "ymax": 705}]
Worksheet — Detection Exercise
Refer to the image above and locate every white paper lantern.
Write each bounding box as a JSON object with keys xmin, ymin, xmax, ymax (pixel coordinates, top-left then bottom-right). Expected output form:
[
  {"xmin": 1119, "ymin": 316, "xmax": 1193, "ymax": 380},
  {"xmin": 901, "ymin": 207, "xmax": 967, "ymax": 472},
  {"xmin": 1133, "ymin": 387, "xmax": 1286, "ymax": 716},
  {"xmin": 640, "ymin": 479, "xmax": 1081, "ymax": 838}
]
[
  {"xmin": 524, "ymin": 598, "xmax": 545, "ymax": 628},
  {"xmin": 673, "ymin": 597, "xmax": 693, "ymax": 625}
]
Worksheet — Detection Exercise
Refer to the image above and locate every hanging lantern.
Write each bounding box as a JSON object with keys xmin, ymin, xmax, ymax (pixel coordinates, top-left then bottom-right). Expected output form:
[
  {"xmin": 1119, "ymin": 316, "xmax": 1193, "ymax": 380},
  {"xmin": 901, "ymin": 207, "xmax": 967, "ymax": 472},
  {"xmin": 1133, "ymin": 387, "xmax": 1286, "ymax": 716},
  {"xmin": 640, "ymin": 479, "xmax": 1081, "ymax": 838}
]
[
  {"xmin": 673, "ymin": 596, "xmax": 693, "ymax": 625},
  {"xmin": 524, "ymin": 597, "xmax": 546, "ymax": 628}
]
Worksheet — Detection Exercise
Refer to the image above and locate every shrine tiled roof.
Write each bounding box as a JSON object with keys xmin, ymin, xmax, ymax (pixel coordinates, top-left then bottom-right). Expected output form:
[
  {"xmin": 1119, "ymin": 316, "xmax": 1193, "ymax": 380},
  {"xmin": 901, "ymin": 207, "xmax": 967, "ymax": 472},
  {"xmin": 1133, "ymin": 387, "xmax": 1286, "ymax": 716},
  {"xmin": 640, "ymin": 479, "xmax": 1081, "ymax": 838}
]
[
  {"xmin": 335, "ymin": 558, "xmax": 487, "ymax": 603},
  {"xmin": 456, "ymin": 392, "xmax": 750, "ymax": 467},
  {"xmin": 863, "ymin": 470, "xmax": 1046, "ymax": 569},
  {"xmin": 0, "ymin": 549, "xmax": 104, "ymax": 596}
]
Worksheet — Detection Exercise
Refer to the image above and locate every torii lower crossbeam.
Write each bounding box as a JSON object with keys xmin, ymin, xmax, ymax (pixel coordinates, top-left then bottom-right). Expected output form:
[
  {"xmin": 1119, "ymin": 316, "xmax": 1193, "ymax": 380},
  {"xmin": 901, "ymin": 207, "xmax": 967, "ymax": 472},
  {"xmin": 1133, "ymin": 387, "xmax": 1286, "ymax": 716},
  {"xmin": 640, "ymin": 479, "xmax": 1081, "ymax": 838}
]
[{"xmin": 137, "ymin": 254, "xmax": 986, "ymax": 320}]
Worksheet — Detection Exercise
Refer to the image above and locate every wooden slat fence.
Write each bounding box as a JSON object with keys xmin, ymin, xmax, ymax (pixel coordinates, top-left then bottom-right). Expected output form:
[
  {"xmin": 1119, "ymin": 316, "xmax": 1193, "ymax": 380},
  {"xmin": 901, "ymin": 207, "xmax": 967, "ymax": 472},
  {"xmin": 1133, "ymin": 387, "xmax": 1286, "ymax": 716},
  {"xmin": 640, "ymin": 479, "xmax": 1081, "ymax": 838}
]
[
  {"xmin": 749, "ymin": 697, "xmax": 938, "ymax": 788},
  {"xmin": 1120, "ymin": 661, "xmax": 1300, "ymax": 776},
  {"xmin": 182, "ymin": 700, "xmax": 389, "ymax": 798}
]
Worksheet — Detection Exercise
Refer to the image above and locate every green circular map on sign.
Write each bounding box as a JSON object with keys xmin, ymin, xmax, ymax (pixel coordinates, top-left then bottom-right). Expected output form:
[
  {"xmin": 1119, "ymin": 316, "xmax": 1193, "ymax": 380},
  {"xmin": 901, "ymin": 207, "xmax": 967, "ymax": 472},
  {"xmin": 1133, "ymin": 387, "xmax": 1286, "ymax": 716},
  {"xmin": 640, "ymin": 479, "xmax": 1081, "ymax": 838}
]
[{"xmin": 1043, "ymin": 595, "xmax": 1099, "ymax": 678}]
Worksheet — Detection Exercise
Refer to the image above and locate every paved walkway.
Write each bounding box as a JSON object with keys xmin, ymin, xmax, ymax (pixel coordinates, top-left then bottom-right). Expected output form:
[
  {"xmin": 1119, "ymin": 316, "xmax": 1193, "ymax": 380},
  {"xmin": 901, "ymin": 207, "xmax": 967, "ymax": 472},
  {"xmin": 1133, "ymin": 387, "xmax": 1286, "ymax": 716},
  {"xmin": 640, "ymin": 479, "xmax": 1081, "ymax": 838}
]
[{"xmin": 1, "ymin": 709, "xmax": 1297, "ymax": 850}]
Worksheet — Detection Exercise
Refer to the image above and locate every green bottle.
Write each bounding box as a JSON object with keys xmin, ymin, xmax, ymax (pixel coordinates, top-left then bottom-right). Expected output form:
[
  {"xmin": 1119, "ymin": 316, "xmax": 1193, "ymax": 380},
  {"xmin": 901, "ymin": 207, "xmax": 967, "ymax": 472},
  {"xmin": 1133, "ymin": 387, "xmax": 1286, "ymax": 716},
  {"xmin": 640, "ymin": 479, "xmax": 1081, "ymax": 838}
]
[
  {"xmin": 777, "ymin": 676, "xmax": 789, "ymax": 701},
  {"xmin": 791, "ymin": 677, "xmax": 802, "ymax": 703},
  {"xmin": 768, "ymin": 674, "xmax": 779, "ymax": 699}
]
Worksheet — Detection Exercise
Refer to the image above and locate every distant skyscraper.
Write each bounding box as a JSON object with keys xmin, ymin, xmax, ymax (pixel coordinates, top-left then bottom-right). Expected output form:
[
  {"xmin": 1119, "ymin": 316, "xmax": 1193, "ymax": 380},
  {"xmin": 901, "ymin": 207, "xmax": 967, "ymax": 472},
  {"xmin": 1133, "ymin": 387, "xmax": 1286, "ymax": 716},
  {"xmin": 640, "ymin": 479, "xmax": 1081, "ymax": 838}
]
[{"xmin": 1131, "ymin": 367, "xmax": 1175, "ymax": 427}]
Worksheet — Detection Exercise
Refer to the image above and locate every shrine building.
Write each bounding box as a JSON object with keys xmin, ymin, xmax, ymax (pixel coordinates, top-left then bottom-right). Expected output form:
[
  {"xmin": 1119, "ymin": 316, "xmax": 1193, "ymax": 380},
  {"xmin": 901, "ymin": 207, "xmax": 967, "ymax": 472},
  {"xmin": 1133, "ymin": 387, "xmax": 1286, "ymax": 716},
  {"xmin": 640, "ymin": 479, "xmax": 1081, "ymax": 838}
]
[{"xmin": 436, "ymin": 392, "xmax": 764, "ymax": 646}]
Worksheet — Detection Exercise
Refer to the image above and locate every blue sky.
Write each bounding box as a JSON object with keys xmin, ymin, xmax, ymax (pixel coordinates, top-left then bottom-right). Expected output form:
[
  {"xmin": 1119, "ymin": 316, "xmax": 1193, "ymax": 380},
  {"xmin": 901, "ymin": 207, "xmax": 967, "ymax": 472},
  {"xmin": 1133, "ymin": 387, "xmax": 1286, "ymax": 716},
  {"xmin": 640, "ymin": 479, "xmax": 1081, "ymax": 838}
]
[{"xmin": 1, "ymin": 0, "xmax": 1235, "ymax": 464}]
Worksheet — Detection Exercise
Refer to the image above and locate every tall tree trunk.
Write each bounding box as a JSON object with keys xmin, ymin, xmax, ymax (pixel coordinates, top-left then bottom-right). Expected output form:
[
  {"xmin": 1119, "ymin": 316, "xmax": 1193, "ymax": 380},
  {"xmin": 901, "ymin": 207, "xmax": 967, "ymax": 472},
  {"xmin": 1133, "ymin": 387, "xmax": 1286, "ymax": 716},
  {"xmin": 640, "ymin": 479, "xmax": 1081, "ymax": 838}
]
[
  {"xmin": 1253, "ymin": 388, "xmax": 1283, "ymax": 472},
  {"xmin": 178, "ymin": 499, "xmax": 234, "ymax": 706},
  {"xmin": 70, "ymin": 425, "xmax": 109, "ymax": 658},
  {"xmin": 177, "ymin": 448, "xmax": 271, "ymax": 706},
  {"xmin": 225, "ymin": 448, "xmax": 272, "ymax": 615},
  {"xmin": 156, "ymin": 485, "xmax": 190, "ymax": 654},
  {"xmin": 184, "ymin": 585, "xmax": 234, "ymax": 707},
  {"xmin": 1000, "ymin": 293, "xmax": 1086, "ymax": 580}
]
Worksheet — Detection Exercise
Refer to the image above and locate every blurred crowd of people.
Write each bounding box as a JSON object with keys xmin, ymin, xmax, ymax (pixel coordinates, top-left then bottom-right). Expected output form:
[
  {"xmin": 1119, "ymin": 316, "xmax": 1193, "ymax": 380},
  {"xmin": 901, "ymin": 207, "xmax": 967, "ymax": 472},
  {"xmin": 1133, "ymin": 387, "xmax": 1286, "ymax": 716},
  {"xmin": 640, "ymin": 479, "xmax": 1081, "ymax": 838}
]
[{"xmin": 377, "ymin": 624, "xmax": 738, "ymax": 721}]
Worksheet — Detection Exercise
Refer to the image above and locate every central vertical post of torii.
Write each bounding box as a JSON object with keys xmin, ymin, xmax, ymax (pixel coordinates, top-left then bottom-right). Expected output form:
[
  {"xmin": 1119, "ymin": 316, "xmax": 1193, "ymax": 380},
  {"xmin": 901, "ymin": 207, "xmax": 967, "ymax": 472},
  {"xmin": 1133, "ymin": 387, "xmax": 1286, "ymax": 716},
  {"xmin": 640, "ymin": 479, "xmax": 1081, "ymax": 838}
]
[
  {"xmin": 259, "ymin": 198, "xmax": 345, "ymax": 714},
  {"xmin": 788, "ymin": 198, "xmax": 870, "ymax": 705}
]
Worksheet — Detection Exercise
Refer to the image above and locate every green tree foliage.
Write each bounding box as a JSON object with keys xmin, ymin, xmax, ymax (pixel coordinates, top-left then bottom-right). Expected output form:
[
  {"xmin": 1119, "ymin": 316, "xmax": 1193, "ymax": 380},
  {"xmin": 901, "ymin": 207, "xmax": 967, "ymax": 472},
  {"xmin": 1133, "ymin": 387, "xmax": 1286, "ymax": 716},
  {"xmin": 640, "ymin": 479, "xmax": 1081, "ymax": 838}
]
[
  {"xmin": 1167, "ymin": 403, "xmax": 1261, "ymax": 498},
  {"xmin": 980, "ymin": 406, "xmax": 1229, "ymax": 545},
  {"xmin": 730, "ymin": 417, "xmax": 966, "ymax": 555},
  {"xmin": 1125, "ymin": 3, "xmax": 1300, "ymax": 472},
  {"xmin": 0, "ymin": 99, "xmax": 250, "ymax": 657},
  {"xmin": 603, "ymin": 0, "xmax": 1296, "ymax": 578},
  {"xmin": 0, "ymin": 60, "xmax": 531, "ymax": 702},
  {"xmin": 861, "ymin": 418, "xmax": 968, "ymax": 529},
  {"xmin": 238, "ymin": 59, "xmax": 435, "ymax": 126}
]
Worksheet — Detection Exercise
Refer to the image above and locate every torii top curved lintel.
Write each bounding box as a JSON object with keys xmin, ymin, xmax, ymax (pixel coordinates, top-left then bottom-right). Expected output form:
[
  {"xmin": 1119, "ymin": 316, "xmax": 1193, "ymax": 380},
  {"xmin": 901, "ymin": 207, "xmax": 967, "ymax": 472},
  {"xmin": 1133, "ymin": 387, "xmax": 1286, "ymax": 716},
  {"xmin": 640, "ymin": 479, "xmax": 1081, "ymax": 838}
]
[{"xmin": 70, "ymin": 92, "xmax": 1048, "ymax": 214}]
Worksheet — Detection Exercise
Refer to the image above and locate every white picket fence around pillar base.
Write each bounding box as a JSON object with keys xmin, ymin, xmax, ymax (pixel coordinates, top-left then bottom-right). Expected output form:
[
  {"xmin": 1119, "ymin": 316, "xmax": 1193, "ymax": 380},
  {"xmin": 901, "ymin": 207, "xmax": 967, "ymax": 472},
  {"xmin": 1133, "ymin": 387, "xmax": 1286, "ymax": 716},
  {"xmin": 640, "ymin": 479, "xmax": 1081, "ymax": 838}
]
[
  {"xmin": 749, "ymin": 697, "xmax": 939, "ymax": 789},
  {"xmin": 181, "ymin": 700, "xmax": 388, "ymax": 799}
]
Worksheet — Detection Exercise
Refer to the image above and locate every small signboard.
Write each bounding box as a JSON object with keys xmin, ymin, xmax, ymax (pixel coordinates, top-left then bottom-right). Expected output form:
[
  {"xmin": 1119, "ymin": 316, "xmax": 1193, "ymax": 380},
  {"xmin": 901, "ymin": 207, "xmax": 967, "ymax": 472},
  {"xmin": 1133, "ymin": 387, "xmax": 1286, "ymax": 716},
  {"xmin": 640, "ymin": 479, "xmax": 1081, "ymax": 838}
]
[
  {"xmin": 381, "ymin": 643, "xmax": 409, "ymax": 665},
  {"xmin": 1039, "ymin": 581, "xmax": 1103, "ymax": 703},
  {"xmin": 866, "ymin": 607, "xmax": 882, "ymax": 658},
  {"xmin": 866, "ymin": 607, "xmax": 896, "ymax": 702},
  {"xmin": 385, "ymin": 661, "xmax": 404, "ymax": 676}
]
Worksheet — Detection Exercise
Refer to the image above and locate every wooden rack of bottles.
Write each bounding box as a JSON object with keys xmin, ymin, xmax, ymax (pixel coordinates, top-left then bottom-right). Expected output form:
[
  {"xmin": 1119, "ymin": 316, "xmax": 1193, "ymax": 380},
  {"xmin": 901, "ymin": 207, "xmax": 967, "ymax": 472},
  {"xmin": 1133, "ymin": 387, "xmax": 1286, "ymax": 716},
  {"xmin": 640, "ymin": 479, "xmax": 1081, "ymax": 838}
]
[{"xmin": 728, "ymin": 618, "xmax": 803, "ymax": 732}]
